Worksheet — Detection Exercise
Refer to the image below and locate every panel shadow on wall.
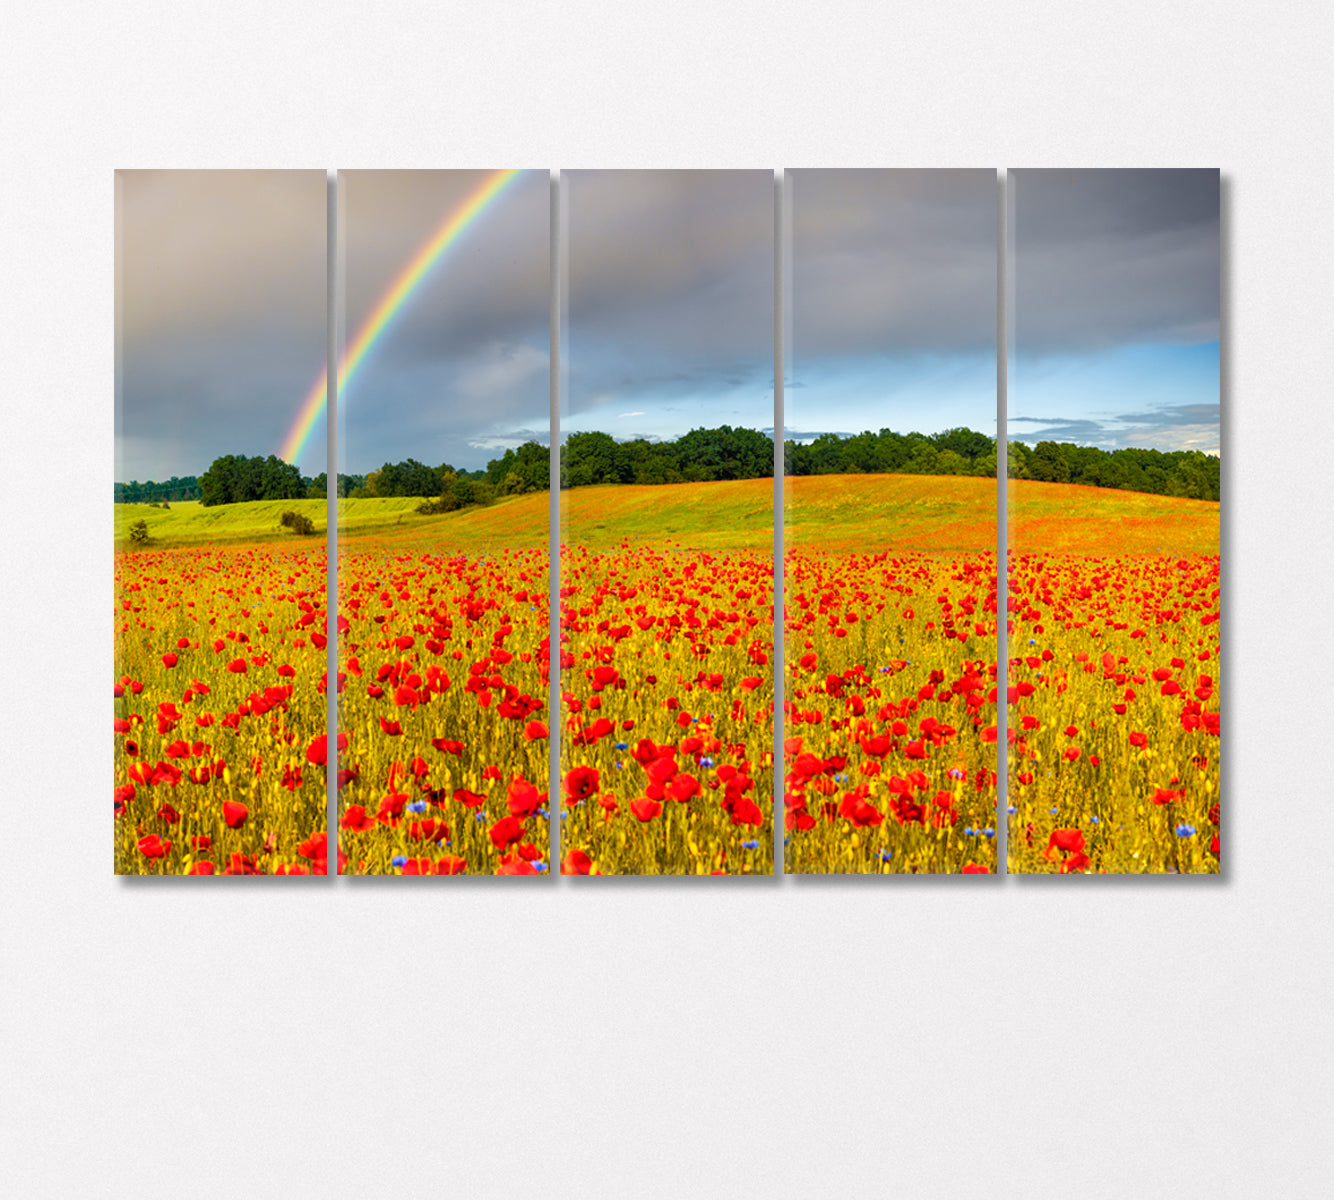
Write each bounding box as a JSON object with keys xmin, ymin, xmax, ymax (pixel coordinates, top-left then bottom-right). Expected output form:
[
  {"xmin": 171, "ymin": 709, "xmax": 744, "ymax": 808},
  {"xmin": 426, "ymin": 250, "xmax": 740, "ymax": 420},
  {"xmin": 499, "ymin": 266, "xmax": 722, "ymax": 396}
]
[
  {"xmin": 1006, "ymin": 169, "xmax": 1221, "ymax": 875},
  {"xmin": 114, "ymin": 170, "xmax": 328, "ymax": 875},
  {"xmin": 783, "ymin": 169, "xmax": 999, "ymax": 875},
  {"xmin": 559, "ymin": 170, "xmax": 775, "ymax": 876},
  {"xmin": 336, "ymin": 170, "xmax": 552, "ymax": 877}
]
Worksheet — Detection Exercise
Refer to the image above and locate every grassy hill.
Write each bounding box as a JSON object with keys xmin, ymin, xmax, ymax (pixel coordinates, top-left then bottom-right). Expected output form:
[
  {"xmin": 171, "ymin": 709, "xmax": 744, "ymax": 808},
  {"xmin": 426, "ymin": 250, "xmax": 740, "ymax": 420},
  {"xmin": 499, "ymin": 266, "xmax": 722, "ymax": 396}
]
[{"xmin": 115, "ymin": 476, "xmax": 1220, "ymax": 557}]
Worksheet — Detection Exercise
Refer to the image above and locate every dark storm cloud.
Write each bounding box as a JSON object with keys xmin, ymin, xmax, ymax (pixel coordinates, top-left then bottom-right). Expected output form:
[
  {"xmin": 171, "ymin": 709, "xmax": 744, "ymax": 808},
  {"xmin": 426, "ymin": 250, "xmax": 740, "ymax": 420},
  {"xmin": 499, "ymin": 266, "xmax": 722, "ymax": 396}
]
[
  {"xmin": 116, "ymin": 170, "xmax": 326, "ymax": 480},
  {"xmin": 565, "ymin": 170, "xmax": 773, "ymax": 356},
  {"xmin": 791, "ymin": 168, "xmax": 997, "ymax": 357},
  {"xmin": 562, "ymin": 170, "xmax": 774, "ymax": 426},
  {"xmin": 1013, "ymin": 169, "xmax": 1220, "ymax": 353}
]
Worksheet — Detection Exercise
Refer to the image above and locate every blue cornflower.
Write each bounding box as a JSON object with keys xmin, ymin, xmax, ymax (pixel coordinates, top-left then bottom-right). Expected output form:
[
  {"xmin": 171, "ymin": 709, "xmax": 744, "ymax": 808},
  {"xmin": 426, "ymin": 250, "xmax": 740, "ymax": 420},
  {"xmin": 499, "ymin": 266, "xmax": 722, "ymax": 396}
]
[
  {"xmin": 406, "ymin": 800, "xmax": 428, "ymax": 813},
  {"xmin": 699, "ymin": 757, "xmax": 714, "ymax": 768},
  {"xmin": 1175, "ymin": 824, "xmax": 1197, "ymax": 837},
  {"xmin": 1088, "ymin": 816, "xmax": 1100, "ymax": 824},
  {"xmin": 981, "ymin": 828, "xmax": 995, "ymax": 838},
  {"xmin": 964, "ymin": 826, "xmax": 976, "ymax": 836},
  {"xmin": 741, "ymin": 840, "xmax": 759, "ymax": 850},
  {"xmin": 536, "ymin": 808, "xmax": 550, "ymax": 820},
  {"xmin": 614, "ymin": 742, "xmax": 628, "ymax": 750},
  {"xmin": 533, "ymin": 862, "xmax": 549, "ymax": 873},
  {"xmin": 390, "ymin": 855, "xmax": 408, "ymax": 868},
  {"xmin": 878, "ymin": 849, "xmax": 893, "ymax": 861},
  {"xmin": 1007, "ymin": 805, "xmax": 1018, "ymax": 815},
  {"xmin": 475, "ymin": 811, "xmax": 486, "ymax": 822}
]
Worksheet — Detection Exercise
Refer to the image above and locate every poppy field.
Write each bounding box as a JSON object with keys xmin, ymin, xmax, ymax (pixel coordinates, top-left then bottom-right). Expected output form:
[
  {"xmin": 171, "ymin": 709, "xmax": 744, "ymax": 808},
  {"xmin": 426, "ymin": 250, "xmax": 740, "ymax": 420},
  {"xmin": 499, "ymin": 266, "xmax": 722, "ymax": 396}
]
[
  {"xmin": 336, "ymin": 543, "xmax": 551, "ymax": 875},
  {"xmin": 114, "ymin": 545, "xmax": 330, "ymax": 875},
  {"xmin": 558, "ymin": 543, "xmax": 775, "ymax": 875},
  {"xmin": 783, "ymin": 550, "xmax": 999, "ymax": 874},
  {"xmin": 1005, "ymin": 551, "xmax": 1221, "ymax": 874}
]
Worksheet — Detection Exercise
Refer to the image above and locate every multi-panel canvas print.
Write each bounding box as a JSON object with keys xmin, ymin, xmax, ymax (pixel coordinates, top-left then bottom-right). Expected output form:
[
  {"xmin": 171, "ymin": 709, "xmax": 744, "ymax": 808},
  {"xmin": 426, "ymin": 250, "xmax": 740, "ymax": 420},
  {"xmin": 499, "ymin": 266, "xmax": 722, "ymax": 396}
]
[
  {"xmin": 114, "ymin": 170, "xmax": 328, "ymax": 874},
  {"xmin": 1006, "ymin": 169, "xmax": 1221, "ymax": 875},
  {"xmin": 335, "ymin": 170, "xmax": 551, "ymax": 876},
  {"xmin": 783, "ymin": 169, "xmax": 999, "ymax": 874},
  {"xmin": 114, "ymin": 165, "xmax": 1220, "ymax": 882},
  {"xmin": 558, "ymin": 170, "xmax": 776, "ymax": 875}
]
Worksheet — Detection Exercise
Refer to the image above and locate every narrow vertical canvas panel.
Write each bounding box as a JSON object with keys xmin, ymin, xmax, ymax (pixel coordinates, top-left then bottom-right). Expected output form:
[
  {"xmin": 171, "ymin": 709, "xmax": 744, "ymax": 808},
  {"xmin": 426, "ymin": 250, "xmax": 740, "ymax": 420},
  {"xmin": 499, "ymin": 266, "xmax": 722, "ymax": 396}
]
[
  {"xmin": 783, "ymin": 169, "xmax": 999, "ymax": 875},
  {"xmin": 335, "ymin": 171, "xmax": 551, "ymax": 877},
  {"xmin": 559, "ymin": 170, "xmax": 775, "ymax": 876},
  {"xmin": 1006, "ymin": 169, "xmax": 1221, "ymax": 875},
  {"xmin": 114, "ymin": 170, "xmax": 328, "ymax": 875}
]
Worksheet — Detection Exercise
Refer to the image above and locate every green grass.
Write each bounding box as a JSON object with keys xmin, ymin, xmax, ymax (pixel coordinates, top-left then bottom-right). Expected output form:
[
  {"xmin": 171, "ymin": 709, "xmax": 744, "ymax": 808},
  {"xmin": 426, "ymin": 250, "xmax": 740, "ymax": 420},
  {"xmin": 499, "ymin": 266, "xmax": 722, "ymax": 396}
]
[{"xmin": 114, "ymin": 475, "xmax": 1219, "ymax": 557}]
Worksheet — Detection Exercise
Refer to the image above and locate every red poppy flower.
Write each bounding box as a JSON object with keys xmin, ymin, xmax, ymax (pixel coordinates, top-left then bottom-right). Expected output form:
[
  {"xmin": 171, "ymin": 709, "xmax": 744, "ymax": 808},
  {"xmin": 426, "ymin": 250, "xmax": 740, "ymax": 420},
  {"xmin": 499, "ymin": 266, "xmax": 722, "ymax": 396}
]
[
  {"xmin": 524, "ymin": 721, "xmax": 549, "ymax": 741},
  {"xmin": 1045, "ymin": 828, "xmax": 1085, "ymax": 859},
  {"xmin": 137, "ymin": 834, "xmax": 171, "ymax": 858},
  {"xmin": 1128, "ymin": 731, "xmax": 1148, "ymax": 748},
  {"xmin": 564, "ymin": 765, "xmax": 600, "ymax": 803},
  {"xmin": 340, "ymin": 805, "xmax": 376, "ymax": 832},
  {"xmin": 489, "ymin": 816, "xmax": 525, "ymax": 850},
  {"xmin": 297, "ymin": 833, "xmax": 326, "ymax": 861},
  {"xmin": 222, "ymin": 801, "xmax": 248, "ymax": 829},
  {"xmin": 507, "ymin": 778, "xmax": 542, "ymax": 819},
  {"xmin": 630, "ymin": 797, "xmax": 663, "ymax": 822},
  {"xmin": 562, "ymin": 849, "xmax": 592, "ymax": 875}
]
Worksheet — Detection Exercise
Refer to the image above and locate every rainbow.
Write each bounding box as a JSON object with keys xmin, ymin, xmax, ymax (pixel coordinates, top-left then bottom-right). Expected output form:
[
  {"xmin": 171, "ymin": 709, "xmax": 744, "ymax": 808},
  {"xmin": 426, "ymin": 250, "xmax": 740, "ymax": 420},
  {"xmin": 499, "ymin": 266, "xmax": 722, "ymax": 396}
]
[{"xmin": 280, "ymin": 168, "xmax": 524, "ymax": 466}]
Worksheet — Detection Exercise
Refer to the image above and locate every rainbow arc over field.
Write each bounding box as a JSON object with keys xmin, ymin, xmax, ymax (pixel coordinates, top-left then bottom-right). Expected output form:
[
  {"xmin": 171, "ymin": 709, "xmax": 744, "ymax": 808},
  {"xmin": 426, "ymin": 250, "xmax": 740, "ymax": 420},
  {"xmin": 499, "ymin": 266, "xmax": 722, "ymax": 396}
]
[{"xmin": 279, "ymin": 168, "xmax": 524, "ymax": 466}]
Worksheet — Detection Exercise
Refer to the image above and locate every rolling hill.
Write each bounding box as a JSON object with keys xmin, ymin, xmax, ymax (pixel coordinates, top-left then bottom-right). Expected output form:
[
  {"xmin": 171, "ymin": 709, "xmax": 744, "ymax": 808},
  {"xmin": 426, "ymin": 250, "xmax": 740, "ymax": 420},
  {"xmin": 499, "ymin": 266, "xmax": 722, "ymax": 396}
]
[{"xmin": 114, "ymin": 476, "xmax": 1220, "ymax": 557}]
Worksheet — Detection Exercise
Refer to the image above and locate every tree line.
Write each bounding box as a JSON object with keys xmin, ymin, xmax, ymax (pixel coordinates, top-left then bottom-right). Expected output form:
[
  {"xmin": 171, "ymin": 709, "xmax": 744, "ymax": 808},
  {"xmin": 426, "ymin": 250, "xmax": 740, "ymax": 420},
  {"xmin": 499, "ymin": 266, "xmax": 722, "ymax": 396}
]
[
  {"xmin": 114, "ymin": 476, "xmax": 202, "ymax": 504},
  {"xmin": 116, "ymin": 428, "xmax": 1221, "ymax": 509}
]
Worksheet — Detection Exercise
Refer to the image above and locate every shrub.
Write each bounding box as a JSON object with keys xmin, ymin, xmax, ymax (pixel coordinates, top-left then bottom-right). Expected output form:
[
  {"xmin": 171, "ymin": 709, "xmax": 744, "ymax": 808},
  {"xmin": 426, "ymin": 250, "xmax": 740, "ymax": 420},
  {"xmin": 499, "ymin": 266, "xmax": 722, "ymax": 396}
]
[
  {"xmin": 279, "ymin": 511, "xmax": 315, "ymax": 536},
  {"xmin": 128, "ymin": 519, "xmax": 149, "ymax": 544}
]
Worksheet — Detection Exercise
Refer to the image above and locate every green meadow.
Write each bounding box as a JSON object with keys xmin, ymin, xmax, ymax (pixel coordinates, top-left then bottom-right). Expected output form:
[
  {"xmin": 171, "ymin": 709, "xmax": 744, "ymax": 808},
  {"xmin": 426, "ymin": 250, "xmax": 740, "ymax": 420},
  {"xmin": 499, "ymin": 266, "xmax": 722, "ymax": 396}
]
[{"xmin": 115, "ymin": 476, "xmax": 1219, "ymax": 557}]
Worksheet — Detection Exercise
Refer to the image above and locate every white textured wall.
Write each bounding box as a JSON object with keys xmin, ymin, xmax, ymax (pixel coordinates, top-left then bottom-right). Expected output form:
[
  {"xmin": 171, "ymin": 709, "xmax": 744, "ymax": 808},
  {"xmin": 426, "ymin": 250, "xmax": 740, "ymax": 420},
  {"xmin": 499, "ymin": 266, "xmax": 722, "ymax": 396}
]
[{"xmin": 1, "ymin": 4, "xmax": 1329, "ymax": 1196}]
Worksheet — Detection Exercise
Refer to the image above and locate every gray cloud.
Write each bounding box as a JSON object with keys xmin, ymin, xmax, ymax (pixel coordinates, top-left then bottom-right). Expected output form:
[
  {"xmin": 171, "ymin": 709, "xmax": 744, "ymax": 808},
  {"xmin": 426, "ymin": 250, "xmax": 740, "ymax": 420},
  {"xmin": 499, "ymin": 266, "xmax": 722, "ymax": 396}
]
[
  {"xmin": 791, "ymin": 168, "xmax": 996, "ymax": 357},
  {"xmin": 564, "ymin": 170, "xmax": 773, "ymax": 414},
  {"xmin": 1009, "ymin": 401, "xmax": 1221, "ymax": 454},
  {"xmin": 116, "ymin": 170, "xmax": 327, "ymax": 479},
  {"xmin": 1014, "ymin": 169, "xmax": 1220, "ymax": 353}
]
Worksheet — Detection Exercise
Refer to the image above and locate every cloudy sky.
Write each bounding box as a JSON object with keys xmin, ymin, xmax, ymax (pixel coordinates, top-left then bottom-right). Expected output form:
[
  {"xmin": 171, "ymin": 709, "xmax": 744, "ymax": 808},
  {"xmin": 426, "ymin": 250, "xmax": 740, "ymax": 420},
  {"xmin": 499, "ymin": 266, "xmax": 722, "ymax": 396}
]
[
  {"xmin": 116, "ymin": 170, "xmax": 326, "ymax": 482},
  {"xmin": 789, "ymin": 168, "xmax": 996, "ymax": 442},
  {"xmin": 341, "ymin": 169, "xmax": 548, "ymax": 475},
  {"xmin": 115, "ymin": 168, "xmax": 1219, "ymax": 486},
  {"xmin": 1012, "ymin": 168, "xmax": 1220, "ymax": 454},
  {"xmin": 562, "ymin": 170, "xmax": 774, "ymax": 442}
]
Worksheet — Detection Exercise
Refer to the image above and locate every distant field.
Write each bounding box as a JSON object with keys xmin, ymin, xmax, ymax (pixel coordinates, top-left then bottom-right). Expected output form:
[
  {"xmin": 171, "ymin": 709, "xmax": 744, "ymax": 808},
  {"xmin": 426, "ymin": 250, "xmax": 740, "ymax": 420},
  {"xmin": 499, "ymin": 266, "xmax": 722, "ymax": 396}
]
[
  {"xmin": 1006, "ymin": 478, "xmax": 1219, "ymax": 556},
  {"xmin": 115, "ymin": 475, "xmax": 1219, "ymax": 556},
  {"xmin": 788, "ymin": 475, "xmax": 1218, "ymax": 556},
  {"xmin": 113, "ymin": 495, "xmax": 550, "ymax": 552}
]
